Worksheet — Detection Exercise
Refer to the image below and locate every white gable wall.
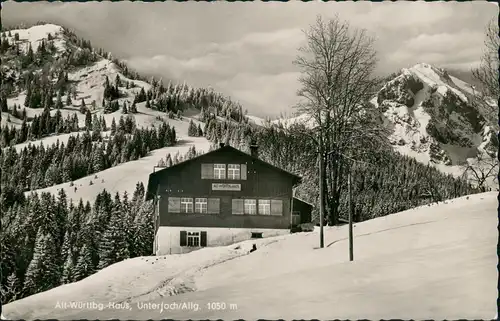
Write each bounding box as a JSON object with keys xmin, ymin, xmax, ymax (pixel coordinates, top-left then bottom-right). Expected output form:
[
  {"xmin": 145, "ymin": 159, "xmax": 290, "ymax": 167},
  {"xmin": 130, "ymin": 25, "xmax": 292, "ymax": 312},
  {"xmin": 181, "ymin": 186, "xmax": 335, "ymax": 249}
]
[{"xmin": 155, "ymin": 226, "xmax": 290, "ymax": 255}]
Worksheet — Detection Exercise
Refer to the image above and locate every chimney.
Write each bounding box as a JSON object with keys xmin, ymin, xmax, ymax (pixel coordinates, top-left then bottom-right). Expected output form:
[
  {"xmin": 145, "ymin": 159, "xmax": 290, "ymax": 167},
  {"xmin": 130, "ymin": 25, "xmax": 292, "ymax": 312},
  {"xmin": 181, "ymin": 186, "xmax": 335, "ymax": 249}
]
[
  {"xmin": 250, "ymin": 144, "xmax": 259, "ymax": 159},
  {"xmin": 219, "ymin": 142, "xmax": 225, "ymax": 148}
]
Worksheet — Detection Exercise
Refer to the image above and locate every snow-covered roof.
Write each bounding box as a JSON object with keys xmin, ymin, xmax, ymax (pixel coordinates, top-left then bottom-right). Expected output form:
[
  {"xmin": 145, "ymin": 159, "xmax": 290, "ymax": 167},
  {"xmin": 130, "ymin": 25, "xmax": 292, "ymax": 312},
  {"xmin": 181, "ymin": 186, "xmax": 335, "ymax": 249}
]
[{"xmin": 293, "ymin": 196, "xmax": 315, "ymax": 207}]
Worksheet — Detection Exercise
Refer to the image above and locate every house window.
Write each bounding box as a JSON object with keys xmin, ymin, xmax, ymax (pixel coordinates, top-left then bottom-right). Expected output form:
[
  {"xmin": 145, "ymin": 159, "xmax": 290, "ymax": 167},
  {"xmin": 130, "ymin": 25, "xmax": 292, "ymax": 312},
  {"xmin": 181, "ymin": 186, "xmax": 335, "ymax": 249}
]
[
  {"xmin": 195, "ymin": 198, "xmax": 208, "ymax": 214},
  {"xmin": 180, "ymin": 231, "xmax": 207, "ymax": 247},
  {"xmin": 271, "ymin": 199, "xmax": 283, "ymax": 216},
  {"xmin": 180, "ymin": 198, "xmax": 193, "ymax": 213},
  {"xmin": 258, "ymin": 199, "xmax": 271, "ymax": 215},
  {"xmin": 232, "ymin": 199, "xmax": 244, "ymax": 215},
  {"xmin": 251, "ymin": 232, "xmax": 263, "ymax": 239},
  {"xmin": 187, "ymin": 232, "xmax": 200, "ymax": 247},
  {"xmin": 244, "ymin": 199, "xmax": 257, "ymax": 215},
  {"xmin": 168, "ymin": 197, "xmax": 181, "ymax": 213},
  {"xmin": 214, "ymin": 164, "xmax": 226, "ymax": 179},
  {"xmin": 227, "ymin": 164, "xmax": 240, "ymax": 180},
  {"xmin": 207, "ymin": 198, "xmax": 220, "ymax": 214},
  {"xmin": 201, "ymin": 164, "xmax": 214, "ymax": 179}
]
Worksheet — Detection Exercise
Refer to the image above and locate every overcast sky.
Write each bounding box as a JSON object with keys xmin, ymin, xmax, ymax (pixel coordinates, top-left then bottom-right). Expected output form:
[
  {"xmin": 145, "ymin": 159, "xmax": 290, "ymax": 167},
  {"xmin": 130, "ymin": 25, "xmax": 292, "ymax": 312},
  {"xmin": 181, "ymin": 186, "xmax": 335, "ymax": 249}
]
[{"xmin": 3, "ymin": 1, "xmax": 497, "ymax": 117}]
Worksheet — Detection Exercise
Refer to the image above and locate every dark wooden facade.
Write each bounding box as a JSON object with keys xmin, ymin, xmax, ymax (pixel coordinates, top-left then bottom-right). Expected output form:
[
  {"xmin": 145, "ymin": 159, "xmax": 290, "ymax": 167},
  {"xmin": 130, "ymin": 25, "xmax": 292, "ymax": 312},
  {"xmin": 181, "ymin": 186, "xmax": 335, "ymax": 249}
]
[
  {"xmin": 146, "ymin": 144, "xmax": 302, "ymax": 231},
  {"xmin": 291, "ymin": 197, "xmax": 313, "ymax": 226}
]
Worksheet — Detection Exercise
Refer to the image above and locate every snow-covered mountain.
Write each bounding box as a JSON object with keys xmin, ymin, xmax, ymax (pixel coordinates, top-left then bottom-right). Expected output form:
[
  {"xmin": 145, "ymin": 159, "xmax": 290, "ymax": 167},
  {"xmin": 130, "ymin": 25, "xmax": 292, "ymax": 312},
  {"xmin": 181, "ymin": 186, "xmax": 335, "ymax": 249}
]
[
  {"xmin": 1, "ymin": 23, "xmax": 212, "ymax": 202},
  {"xmin": 248, "ymin": 63, "xmax": 498, "ymax": 183},
  {"xmin": 247, "ymin": 113, "xmax": 316, "ymax": 129},
  {"xmin": 2, "ymin": 24, "xmax": 154, "ymax": 130},
  {"xmin": 373, "ymin": 63, "xmax": 497, "ymax": 166}
]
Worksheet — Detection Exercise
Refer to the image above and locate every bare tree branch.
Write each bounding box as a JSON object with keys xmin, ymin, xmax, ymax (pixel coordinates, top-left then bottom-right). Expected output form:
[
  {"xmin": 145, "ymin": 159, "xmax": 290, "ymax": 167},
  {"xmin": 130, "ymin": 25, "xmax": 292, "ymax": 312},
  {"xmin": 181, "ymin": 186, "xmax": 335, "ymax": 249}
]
[
  {"xmin": 290, "ymin": 15, "xmax": 387, "ymax": 226},
  {"xmin": 472, "ymin": 19, "xmax": 499, "ymax": 106},
  {"xmin": 461, "ymin": 151, "xmax": 498, "ymax": 191}
]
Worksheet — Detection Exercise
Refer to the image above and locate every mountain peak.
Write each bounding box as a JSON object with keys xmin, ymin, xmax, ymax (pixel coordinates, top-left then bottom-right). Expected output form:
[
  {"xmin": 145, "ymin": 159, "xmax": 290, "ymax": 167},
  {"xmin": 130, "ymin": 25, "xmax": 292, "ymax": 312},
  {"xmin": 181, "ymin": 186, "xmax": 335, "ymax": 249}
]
[
  {"xmin": 374, "ymin": 60, "xmax": 497, "ymax": 169},
  {"xmin": 6, "ymin": 23, "xmax": 65, "ymax": 38},
  {"xmin": 411, "ymin": 62, "xmax": 434, "ymax": 70},
  {"xmin": 400, "ymin": 62, "xmax": 468, "ymax": 103}
]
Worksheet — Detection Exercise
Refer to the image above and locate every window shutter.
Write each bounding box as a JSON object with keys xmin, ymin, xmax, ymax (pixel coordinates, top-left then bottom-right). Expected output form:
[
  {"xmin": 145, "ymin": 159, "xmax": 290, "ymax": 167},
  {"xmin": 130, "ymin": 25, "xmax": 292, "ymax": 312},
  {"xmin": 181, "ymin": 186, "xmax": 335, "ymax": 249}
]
[
  {"xmin": 207, "ymin": 198, "xmax": 220, "ymax": 214},
  {"xmin": 232, "ymin": 199, "xmax": 244, "ymax": 215},
  {"xmin": 201, "ymin": 164, "xmax": 214, "ymax": 179},
  {"xmin": 220, "ymin": 164, "xmax": 227, "ymax": 179},
  {"xmin": 179, "ymin": 231, "xmax": 187, "ymax": 246},
  {"xmin": 200, "ymin": 231, "xmax": 207, "ymax": 247},
  {"xmin": 240, "ymin": 163, "xmax": 247, "ymax": 180},
  {"xmin": 168, "ymin": 197, "xmax": 181, "ymax": 213},
  {"xmin": 271, "ymin": 199, "xmax": 283, "ymax": 216}
]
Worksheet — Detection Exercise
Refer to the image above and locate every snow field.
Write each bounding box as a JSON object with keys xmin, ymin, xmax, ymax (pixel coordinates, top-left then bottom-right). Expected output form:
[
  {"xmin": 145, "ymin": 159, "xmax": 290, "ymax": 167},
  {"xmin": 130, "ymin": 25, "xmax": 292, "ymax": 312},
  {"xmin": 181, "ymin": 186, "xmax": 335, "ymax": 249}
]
[{"xmin": 4, "ymin": 192, "xmax": 497, "ymax": 320}]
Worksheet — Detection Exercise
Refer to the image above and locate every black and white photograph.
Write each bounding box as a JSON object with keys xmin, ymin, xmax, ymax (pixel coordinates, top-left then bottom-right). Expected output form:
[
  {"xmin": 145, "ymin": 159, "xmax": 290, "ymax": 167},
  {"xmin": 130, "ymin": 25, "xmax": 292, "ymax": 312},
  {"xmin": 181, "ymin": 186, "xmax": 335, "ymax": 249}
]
[{"xmin": 0, "ymin": 1, "xmax": 498, "ymax": 319}]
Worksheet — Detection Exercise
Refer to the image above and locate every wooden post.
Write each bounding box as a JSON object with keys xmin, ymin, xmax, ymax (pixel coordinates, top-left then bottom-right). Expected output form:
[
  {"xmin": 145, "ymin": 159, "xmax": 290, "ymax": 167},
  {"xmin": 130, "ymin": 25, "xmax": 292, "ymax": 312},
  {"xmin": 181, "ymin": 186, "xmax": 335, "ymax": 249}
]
[
  {"xmin": 290, "ymin": 187, "xmax": 295, "ymax": 229},
  {"xmin": 318, "ymin": 150, "xmax": 325, "ymax": 248},
  {"xmin": 154, "ymin": 194, "xmax": 160, "ymax": 255},
  {"xmin": 348, "ymin": 170, "xmax": 354, "ymax": 261}
]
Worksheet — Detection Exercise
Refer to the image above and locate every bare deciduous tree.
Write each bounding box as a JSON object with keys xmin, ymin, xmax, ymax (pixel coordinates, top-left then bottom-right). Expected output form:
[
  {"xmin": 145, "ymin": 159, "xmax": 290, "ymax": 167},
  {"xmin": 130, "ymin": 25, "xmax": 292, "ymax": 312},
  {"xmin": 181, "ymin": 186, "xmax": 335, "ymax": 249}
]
[
  {"xmin": 285, "ymin": 15, "xmax": 388, "ymax": 240},
  {"xmin": 461, "ymin": 152, "xmax": 498, "ymax": 192},
  {"xmin": 472, "ymin": 19, "xmax": 499, "ymax": 105}
]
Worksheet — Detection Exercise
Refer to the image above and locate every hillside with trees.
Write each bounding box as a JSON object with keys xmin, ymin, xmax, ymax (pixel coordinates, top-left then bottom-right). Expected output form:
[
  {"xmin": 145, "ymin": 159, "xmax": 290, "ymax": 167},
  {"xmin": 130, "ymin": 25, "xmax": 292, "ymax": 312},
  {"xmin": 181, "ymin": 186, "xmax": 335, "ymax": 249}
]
[
  {"xmin": 0, "ymin": 18, "xmax": 487, "ymax": 307},
  {"xmin": 201, "ymin": 115, "xmax": 479, "ymax": 225},
  {"xmin": 1, "ymin": 185, "xmax": 153, "ymax": 303}
]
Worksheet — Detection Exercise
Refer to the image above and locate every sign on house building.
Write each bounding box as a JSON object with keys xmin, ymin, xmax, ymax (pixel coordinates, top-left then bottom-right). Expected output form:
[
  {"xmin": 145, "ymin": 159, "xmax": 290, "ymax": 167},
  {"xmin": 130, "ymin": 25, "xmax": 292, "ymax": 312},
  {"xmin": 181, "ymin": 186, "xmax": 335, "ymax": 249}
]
[{"xmin": 212, "ymin": 183, "xmax": 241, "ymax": 191}]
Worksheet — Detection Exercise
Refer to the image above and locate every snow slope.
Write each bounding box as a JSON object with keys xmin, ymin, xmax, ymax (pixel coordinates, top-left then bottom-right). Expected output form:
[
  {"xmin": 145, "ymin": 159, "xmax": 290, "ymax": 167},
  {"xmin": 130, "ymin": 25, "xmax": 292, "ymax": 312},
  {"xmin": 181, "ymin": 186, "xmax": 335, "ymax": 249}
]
[
  {"xmin": 4, "ymin": 192, "xmax": 497, "ymax": 320},
  {"xmin": 65, "ymin": 58, "xmax": 152, "ymax": 112},
  {"xmin": 3, "ymin": 24, "xmax": 67, "ymax": 54},
  {"xmin": 270, "ymin": 112, "xmax": 318, "ymax": 129},
  {"xmin": 247, "ymin": 112, "xmax": 317, "ymax": 129},
  {"xmin": 11, "ymin": 131, "xmax": 102, "ymax": 152},
  {"xmin": 450, "ymin": 75, "xmax": 476, "ymax": 96},
  {"xmin": 245, "ymin": 115, "xmax": 268, "ymax": 126},
  {"xmin": 8, "ymin": 101, "xmax": 205, "ymax": 153},
  {"xmin": 3, "ymin": 23, "xmax": 179, "ymax": 143},
  {"xmin": 5, "ymin": 61, "xmax": 159, "ymax": 132},
  {"xmin": 0, "ymin": 111, "xmax": 23, "ymax": 128},
  {"xmin": 2, "ymin": 24, "xmax": 69, "ymax": 129}
]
